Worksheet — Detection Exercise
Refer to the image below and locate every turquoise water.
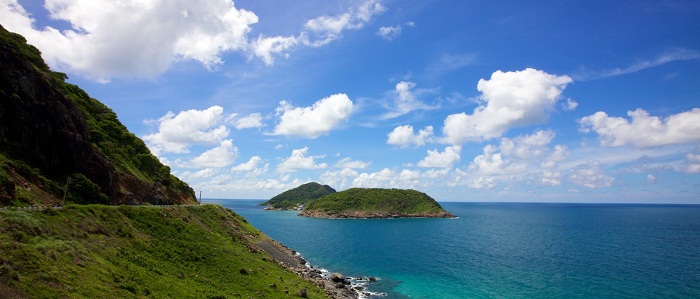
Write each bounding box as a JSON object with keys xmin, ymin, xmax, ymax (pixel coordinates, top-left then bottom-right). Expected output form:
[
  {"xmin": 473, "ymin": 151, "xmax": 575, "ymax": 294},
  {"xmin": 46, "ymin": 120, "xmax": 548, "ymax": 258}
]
[{"xmin": 207, "ymin": 200, "xmax": 700, "ymax": 298}]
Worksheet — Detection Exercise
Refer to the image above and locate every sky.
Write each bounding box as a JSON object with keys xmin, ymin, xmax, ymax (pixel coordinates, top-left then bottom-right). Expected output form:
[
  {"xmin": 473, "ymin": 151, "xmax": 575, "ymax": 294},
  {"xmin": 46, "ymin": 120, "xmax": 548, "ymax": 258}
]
[{"xmin": 2, "ymin": 0, "xmax": 699, "ymax": 203}]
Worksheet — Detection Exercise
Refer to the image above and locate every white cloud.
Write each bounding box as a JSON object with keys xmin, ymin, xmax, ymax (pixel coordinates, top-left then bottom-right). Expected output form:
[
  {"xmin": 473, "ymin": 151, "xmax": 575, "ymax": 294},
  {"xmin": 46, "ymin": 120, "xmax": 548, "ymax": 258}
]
[
  {"xmin": 540, "ymin": 170, "xmax": 563, "ymax": 186},
  {"xmin": 376, "ymin": 22, "xmax": 413, "ymax": 41},
  {"xmin": 579, "ymin": 108, "xmax": 700, "ymax": 148},
  {"xmin": 463, "ymin": 130, "xmax": 567, "ymax": 187},
  {"xmin": 231, "ymin": 156, "xmax": 268, "ymax": 177},
  {"xmin": 351, "ymin": 168, "xmax": 421, "ymax": 189},
  {"xmin": 500, "ymin": 130, "xmax": 555, "ymax": 161},
  {"xmin": 467, "ymin": 177, "xmax": 496, "ymax": 189},
  {"xmin": 321, "ymin": 168, "xmax": 360, "ymax": 190},
  {"xmin": 251, "ymin": 34, "xmax": 301, "ymax": 65},
  {"xmin": 381, "ymin": 81, "xmax": 438, "ymax": 119},
  {"xmin": 0, "ymin": 0, "xmax": 258, "ymax": 81},
  {"xmin": 684, "ymin": 153, "xmax": 700, "ymax": 174},
  {"xmin": 235, "ymin": 113, "xmax": 264, "ymax": 129},
  {"xmin": 377, "ymin": 26, "xmax": 401, "ymax": 40},
  {"xmin": 277, "ymin": 147, "xmax": 328, "ymax": 173},
  {"xmin": 143, "ymin": 106, "xmax": 230, "ymax": 155},
  {"xmin": 304, "ymin": 0, "xmax": 385, "ymax": 46},
  {"xmin": 442, "ymin": 68, "xmax": 572, "ymax": 144},
  {"xmin": 575, "ymin": 48, "xmax": 700, "ymax": 80},
  {"xmin": 418, "ymin": 146, "xmax": 461, "ymax": 168},
  {"xmin": 190, "ymin": 139, "xmax": 238, "ymax": 168},
  {"xmin": 562, "ymin": 98, "xmax": 579, "ymax": 111},
  {"xmin": 468, "ymin": 145, "xmax": 509, "ymax": 175},
  {"xmin": 568, "ymin": 160, "xmax": 615, "ymax": 188},
  {"xmin": 646, "ymin": 174, "xmax": 657, "ymax": 184},
  {"xmin": 335, "ymin": 157, "xmax": 370, "ymax": 169},
  {"xmin": 387, "ymin": 125, "xmax": 434, "ymax": 147},
  {"xmin": 272, "ymin": 94, "xmax": 354, "ymax": 138}
]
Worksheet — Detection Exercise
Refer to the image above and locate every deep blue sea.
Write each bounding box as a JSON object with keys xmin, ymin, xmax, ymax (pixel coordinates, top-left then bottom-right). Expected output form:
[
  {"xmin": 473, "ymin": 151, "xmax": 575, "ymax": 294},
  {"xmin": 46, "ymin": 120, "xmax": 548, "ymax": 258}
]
[{"xmin": 206, "ymin": 199, "xmax": 700, "ymax": 298}]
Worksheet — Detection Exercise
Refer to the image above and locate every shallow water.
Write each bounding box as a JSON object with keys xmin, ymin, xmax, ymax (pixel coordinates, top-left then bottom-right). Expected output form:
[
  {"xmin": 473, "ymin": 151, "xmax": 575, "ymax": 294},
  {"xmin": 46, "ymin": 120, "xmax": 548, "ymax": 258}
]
[{"xmin": 208, "ymin": 200, "xmax": 700, "ymax": 298}]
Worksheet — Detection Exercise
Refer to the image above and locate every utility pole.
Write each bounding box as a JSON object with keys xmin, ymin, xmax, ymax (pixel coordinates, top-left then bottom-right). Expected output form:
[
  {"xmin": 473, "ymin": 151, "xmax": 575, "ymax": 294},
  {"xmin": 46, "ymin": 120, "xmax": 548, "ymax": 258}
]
[
  {"xmin": 62, "ymin": 177, "xmax": 71, "ymax": 206},
  {"xmin": 199, "ymin": 191, "xmax": 202, "ymax": 205}
]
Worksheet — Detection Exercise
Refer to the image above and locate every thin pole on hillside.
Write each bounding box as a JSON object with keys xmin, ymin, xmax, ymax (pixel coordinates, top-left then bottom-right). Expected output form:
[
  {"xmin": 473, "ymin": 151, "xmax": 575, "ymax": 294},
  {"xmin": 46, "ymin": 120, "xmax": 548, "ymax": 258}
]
[
  {"xmin": 62, "ymin": 177, "xmax": 71, "ymax": 206},
  {"xmin": 199, "ymin": 191, "xmax": 202, "ymax": 205}
]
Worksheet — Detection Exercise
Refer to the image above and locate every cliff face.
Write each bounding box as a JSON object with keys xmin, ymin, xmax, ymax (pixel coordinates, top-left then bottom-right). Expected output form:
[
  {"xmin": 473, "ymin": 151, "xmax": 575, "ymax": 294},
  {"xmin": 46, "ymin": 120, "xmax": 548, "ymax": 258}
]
[{"xmin": 0, "ymin": 25, "xmax": 195, "ymax": 205}]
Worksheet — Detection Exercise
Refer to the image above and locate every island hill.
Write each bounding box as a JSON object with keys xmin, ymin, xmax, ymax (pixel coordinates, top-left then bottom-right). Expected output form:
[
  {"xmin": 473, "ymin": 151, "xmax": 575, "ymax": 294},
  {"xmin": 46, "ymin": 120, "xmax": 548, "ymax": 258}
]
[
  {"xmin": 259, "ymin": 182, "xmax": 337, "ymax": 210},
  {"xmin": 265, "ymin": 183, "xmax": 456, "ymax": 219}
]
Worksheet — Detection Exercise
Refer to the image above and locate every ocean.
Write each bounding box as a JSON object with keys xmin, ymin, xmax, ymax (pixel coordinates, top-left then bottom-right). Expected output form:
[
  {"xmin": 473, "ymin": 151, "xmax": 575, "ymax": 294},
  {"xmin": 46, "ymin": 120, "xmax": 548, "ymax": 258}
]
[{"xmin": 206, "ymin": 200, "xmax": 700, "ymax": 298}]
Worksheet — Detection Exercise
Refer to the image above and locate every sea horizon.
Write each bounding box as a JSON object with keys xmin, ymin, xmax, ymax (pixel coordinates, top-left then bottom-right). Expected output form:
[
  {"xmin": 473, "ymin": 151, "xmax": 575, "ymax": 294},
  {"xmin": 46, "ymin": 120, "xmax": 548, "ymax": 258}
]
[{"xmin": 207, "ymin": 199, "xmax": 700, "ymax": 298}]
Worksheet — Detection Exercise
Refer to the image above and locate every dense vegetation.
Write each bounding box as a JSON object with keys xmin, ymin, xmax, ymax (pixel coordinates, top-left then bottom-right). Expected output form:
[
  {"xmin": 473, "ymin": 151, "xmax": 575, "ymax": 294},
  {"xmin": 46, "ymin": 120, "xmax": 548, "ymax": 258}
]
[
  {"xmin": 301, "ymin": 188, "xmax": 454, "ymax": 218},
  {"xmin": 0, "ymin": 204, "xmax": 328, "ymax": 298},
  {"xmin": 261, "ymin": 182, "xmax": 336, "ymax": 210},
  {"xmin": 0, "ymin": 25, "xmax": 195, "ymax": 206}
]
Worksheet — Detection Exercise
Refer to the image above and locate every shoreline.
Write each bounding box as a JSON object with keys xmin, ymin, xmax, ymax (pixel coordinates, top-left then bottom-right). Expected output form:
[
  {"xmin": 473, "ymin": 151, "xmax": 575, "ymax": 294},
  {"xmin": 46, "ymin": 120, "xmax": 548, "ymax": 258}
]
[
  {"xmin": 255, "ymin": 238, "xmax": 385, "ymax": 298},
  {"xmin": 298, "ymin": 210, "xmax": 456, "ymax": 219}
]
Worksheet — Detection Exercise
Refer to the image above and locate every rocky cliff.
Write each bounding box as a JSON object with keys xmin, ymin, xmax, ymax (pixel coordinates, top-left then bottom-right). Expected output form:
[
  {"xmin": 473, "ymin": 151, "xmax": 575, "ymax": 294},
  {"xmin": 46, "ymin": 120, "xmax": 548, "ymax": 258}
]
[{"xmin": 0, "ymin": 25, "xmax": 195, "ymax": 206}]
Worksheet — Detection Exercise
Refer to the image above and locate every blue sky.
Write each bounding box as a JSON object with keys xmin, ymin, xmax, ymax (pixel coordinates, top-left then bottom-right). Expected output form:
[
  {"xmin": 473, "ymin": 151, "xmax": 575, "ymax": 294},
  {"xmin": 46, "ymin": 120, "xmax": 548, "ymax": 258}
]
[{"xmin": 2, "ymin": 0, "xmax": 699, "ymax": 202}]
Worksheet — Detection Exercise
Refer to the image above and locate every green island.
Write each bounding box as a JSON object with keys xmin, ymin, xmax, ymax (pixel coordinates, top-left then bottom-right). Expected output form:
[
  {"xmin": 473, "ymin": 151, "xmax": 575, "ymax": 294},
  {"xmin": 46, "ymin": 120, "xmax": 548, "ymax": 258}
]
[
  {"xmin": 298, "ymin": 187, "xmax": 456, "ymax": 219},
  {"xmin": 0, "ymin": 26, "xmax": 359, "ymax": 298},
  {"xmin": 260, "ymin": 182, "xmax": 336, "ymax": 210}
]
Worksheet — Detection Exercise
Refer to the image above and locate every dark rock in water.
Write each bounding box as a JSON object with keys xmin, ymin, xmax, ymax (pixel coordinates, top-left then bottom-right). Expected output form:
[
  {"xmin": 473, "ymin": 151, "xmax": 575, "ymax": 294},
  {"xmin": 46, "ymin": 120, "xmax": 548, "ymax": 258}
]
[
  {"xmin": 330, "ymin": 272, "xmax": 345, "ymax": 283},
  {"xmin": 369, "ymin": 276, "xmax": 377, "ymax": 282}
]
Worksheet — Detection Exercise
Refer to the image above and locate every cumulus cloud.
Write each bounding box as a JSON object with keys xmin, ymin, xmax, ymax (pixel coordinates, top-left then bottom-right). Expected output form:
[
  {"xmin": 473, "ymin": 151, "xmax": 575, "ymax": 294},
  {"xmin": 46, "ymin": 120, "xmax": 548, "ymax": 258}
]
[
  {"xmin": 272, "ymin": 93, "xmax": 354, "ymax": 138},
  {"xmin": 462, "ymin": 130, "xmax": 567, "ymax": 187},
  {"xmin": 579, "ymin": 108, "xmax": 700, "ymax": 147},
  {"xmin": 381, "ymin": 81, "xmax": 438, "ymax": 119},
  {"xmin": 442, "ymin": 68, "xmax": 572, "ymax": 144},
  {"xmin": 568, "ymin": 160, "xmax": 615, "ymax": 188},
  {"xmin": 190, "ymin": 139, "xmax": 238, "ymax": 168},
  {"xmin": 0, "ymin": 0, "xmax": 258, "ymax": 81},
  {"xmin": 231, "ymin": 156, "xmax": 268, "ymax": 177},
  {"xmin": 143, "ymin": 106, "xmax": 230, "ymax": 155},
  {"xmin": 277, "ymin": 147, "xmax": 328, "ymax": 173},
  {"xmin": 376, "ymin": 21, "xmax": 413, "ymax": 41},
  {"xmin": 235, "ymin": 113, "xmax": 264, "ymax": 129},
  {"xmin": 387, "ymin": 125, "xmax": 434, "ymax": 147},
  {"xmin": 320, "ymin": 168, "xmax": 360, "ymax": 190},
  {"xmin": 418, "ymin": 146, "xmax": 461, "ymax": 168},
  {"xmin": 352, "ymin": 168, "xmax": 421, "ymax": 189},
  {"xmin": 335, "ymin": 157, "xmax": 370, "ymax": 169}
]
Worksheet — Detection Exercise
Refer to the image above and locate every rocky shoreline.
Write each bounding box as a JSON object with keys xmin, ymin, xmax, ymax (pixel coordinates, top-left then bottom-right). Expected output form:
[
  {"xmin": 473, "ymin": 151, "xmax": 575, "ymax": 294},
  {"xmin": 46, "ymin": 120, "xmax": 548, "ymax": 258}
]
[
  {"xmin": 256, "ymin": 239, "xmax": 383, "ymax": 298},
  {"xmin": 298, "ymin": 210, "xmax": 456, "ymax": 219}
]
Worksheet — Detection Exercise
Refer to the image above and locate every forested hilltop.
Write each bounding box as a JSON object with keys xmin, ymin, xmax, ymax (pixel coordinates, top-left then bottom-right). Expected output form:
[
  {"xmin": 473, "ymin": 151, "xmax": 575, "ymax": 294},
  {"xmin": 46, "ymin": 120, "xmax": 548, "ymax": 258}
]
[
  {"xmin": 0, "ymin": 25, "xmax": 195, "ymax": 206},
  {"xmin": 260, "ymin": 182, "xmax": 336, "ymax": 210},
  {"xmin": 299, "ymin": 188, "xmax": 456, "ymax": 219}
]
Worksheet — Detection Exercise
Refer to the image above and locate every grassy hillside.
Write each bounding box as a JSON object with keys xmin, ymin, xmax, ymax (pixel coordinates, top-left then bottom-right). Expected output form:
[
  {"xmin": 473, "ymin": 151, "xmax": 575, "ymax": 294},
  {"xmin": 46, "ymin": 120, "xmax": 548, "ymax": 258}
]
[
  {"xmin": 300, "ymin": 188, "xmax": 454, "ymax": 218},
  {"xmin": 261, "ymin": 182, "xmax": 336, "ymax": 210},
  {"xmin": 0, "ymin": 204, "xmax": 328, "ymax": 298}
]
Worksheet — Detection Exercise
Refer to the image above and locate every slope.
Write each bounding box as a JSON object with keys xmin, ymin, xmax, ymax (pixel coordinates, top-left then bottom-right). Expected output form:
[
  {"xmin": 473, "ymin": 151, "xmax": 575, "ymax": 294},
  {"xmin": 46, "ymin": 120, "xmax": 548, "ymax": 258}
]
[
  {"xmin": 0, "ymin": 25, "xmax": 195, "ymax": 206},
  {"xmin": 0, "ymin": 204, "xmax": 329, "ymax": 298}
]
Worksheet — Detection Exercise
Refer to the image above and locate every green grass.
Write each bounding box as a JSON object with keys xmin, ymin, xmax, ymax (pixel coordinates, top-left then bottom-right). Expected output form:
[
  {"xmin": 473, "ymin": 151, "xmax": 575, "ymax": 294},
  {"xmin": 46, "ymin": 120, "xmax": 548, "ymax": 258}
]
[
  {"xmin": 0, "ymin": 204, "xmax": 327, "ymax": 298},
  {"xmin": 304, "ymin": 188, "xmax": 448, "ymax": 215}
]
